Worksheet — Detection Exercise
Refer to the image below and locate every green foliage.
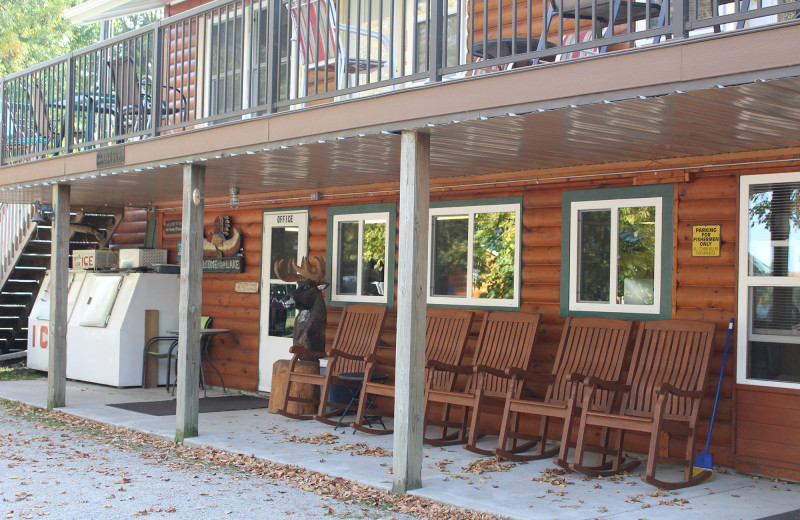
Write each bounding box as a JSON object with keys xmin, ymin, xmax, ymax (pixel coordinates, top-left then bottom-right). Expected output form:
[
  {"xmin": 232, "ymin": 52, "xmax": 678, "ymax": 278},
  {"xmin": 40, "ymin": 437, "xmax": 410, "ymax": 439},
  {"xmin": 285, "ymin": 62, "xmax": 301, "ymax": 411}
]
[
  {"xmin": 0, "ymin": 1, "xmax": 162, "ymax": 76},
  {"xmin": 432, "ymin": 216, "xmax": 468, "ymax": 295},
  {"xmin": 577, "ymin": 206, "xmax": 656, "ymax": 305},
  {"xmin": 617, "ymin": 206, "xmax": 656, "ymax": 304},
  {"xmin": 473, "ymin": 212, "xmax": 516, "ymax": 299},
  {"xmin": 578, "ymin": 210, "xmax": 611, "ymax": 302},
  {"xmin": 112, "ymin": 11, "xmax": 161, "ymax": 35},
  {"xmin": 748, "ymin": 187, "xmax": 800, "ymax": 233},
  {"xmin": 0, "ymin": 362, "xmax": 42, "ymax": 381},
  {"xmin": 0, "ymin": 0, "xmax": 96, "ymax": 75},
  {"xmin": 362, "ymin": 221, "xmax": 386, "ymax": 271}
]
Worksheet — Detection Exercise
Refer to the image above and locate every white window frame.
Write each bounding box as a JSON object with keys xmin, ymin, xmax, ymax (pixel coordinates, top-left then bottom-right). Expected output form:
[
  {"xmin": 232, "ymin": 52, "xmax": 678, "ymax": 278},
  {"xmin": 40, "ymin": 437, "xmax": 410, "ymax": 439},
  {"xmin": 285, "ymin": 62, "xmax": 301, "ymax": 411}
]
[
  {"xmin": 737, "ymin": 172, "xmax": 800, "ymax": 389},
  {"xmin": 426, "ymin": 202, "xmax": 521, "ymax": 308},
  {"xmin": 330, "ymin": 211, "xmax": 390, "ymax": 304},
  {"xmin": 568, "ymin": 196, "xmax": 663, "ymax": 314}
]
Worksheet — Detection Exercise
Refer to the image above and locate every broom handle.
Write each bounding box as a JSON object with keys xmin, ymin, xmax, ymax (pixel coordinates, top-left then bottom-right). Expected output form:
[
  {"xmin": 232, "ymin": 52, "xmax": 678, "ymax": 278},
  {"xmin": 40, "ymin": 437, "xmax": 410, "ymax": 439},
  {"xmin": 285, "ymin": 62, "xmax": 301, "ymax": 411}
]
[{"xmin": 704, "ymin": 318, "xmax": 734, "ymax": 453}]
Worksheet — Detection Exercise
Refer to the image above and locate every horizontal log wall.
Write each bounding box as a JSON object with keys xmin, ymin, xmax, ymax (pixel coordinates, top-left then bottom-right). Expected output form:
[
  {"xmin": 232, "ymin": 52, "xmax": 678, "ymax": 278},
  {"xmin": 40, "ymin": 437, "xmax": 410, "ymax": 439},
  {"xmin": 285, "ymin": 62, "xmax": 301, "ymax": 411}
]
[
  {"xmin": 159, "ymin": 206, "xmax": 264, "ymax": 392},
  {"xmin": 109, "ymin": 207, "xmax": 151, "ymax": 251},
  {"xmin": 152, "ymin": 163, "xmax": 800, "ymax": 476}
]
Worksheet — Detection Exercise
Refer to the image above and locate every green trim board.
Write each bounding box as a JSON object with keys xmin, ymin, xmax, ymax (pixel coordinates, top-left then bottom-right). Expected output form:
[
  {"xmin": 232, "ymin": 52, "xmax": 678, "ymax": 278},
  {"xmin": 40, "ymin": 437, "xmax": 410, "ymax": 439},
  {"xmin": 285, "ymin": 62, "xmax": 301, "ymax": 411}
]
[
  {"xmin": 144, "ymin": 217, "xmax": 157, "ymax": 248},
  {"xmin": 560, "ymin": 184, "xmax": 674, "ymax": 320},
  {"xmin": 326, "ymin": 203, "xmax": 397, "ymax": 309}
]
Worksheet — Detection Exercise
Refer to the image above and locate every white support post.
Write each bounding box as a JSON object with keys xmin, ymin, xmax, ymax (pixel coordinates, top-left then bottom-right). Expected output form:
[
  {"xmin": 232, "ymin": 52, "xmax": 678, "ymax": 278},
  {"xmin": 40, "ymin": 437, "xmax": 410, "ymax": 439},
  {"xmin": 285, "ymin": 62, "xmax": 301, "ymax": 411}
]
[
  {"xmin": 47, "ymin": 183, "xmax": 70, "ymax": 410},
  {"xmin": 392, "ymin": 130, "xmax": 430, "ymax": 494},
  {"xmin": 175, "ymin": 163, "xmax": 205, "ymax": 441}
]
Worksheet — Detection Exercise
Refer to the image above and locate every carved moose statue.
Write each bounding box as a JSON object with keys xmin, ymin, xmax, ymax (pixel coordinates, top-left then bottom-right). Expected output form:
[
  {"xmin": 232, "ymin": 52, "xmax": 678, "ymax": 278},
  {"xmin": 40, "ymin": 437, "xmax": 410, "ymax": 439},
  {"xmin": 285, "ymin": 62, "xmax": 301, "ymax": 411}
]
[{"xmin": 273, "ymin": 256, "xmax": 328, "ymax": 357}]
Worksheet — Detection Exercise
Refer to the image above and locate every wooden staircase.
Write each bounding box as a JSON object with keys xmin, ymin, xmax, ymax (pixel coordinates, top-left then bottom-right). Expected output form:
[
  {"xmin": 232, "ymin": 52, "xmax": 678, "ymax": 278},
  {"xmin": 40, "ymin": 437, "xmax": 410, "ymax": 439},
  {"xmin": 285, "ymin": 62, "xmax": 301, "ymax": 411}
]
[{"xmin": 0, "ymin": 204, "xmax": 125, "ymax": 354}]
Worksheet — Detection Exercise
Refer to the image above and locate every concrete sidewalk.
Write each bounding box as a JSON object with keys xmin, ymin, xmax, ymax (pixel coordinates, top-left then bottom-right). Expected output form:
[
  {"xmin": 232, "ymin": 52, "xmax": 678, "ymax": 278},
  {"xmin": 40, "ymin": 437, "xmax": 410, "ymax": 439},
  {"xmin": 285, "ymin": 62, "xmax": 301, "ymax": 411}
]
[{"xmin": 1, "ymin": 378, "xmax": 798, "ymax": 520}]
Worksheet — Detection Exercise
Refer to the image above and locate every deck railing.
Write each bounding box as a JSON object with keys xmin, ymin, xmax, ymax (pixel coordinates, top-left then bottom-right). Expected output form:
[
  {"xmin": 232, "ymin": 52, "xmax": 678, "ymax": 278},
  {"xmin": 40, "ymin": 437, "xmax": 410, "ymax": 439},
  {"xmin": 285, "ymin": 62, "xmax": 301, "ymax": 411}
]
[
  {"xmin": 0, "ymin": 203, "xmax": 35, "ymax": 290},
  {"xmin": 0, "ymin": 0, "xmax": 797, "ymax": 164}
]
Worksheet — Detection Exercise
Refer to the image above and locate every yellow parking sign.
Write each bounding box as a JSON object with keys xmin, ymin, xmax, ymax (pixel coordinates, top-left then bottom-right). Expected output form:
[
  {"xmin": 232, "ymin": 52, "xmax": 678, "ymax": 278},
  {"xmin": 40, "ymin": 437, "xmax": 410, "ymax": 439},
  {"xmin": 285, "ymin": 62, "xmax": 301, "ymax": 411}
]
[{"xmin": 692, "ymin": 225, "xmax": 721, "ymax": 257}]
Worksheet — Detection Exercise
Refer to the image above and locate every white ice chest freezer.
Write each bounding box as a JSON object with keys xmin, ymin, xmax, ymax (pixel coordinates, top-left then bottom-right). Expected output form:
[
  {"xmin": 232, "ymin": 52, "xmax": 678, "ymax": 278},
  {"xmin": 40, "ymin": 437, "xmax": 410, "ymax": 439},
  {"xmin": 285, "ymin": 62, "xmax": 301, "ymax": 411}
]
[{"xmin": 28, "ymin": 270, "xmax": 180, "ymax": 387}]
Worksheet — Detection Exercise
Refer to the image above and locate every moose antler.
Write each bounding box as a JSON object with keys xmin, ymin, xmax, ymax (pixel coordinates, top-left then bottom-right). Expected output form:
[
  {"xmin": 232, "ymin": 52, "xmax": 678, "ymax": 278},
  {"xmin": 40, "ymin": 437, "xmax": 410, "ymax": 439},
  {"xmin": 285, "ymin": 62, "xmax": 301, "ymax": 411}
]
[{"xmin": 274, "ymin": 255, "xmax": 326, "ymax": 283}]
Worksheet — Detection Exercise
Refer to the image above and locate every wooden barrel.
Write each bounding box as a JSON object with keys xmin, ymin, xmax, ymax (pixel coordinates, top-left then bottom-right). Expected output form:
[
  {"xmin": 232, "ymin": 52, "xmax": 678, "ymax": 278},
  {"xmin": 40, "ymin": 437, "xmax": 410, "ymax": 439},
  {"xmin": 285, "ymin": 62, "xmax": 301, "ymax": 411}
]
[{"xmin": 268, "ymin": 359, "xmax": 320, "ymax": 415}]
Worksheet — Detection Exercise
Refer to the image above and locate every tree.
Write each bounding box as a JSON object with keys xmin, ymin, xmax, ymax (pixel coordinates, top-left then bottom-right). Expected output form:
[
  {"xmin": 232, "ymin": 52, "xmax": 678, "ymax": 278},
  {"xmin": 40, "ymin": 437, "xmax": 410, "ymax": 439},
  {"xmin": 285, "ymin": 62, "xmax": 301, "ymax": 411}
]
[
  {"xmin": 473, "ymin": 212, "xmax": 516, "ymax": 299},
  {"xmin": 0, "ymin": 0, "xmax": 97, "ymax": 75},
  {"xmin": 0, "ymin": 0, "xmax": 163, "ymax": 76}
]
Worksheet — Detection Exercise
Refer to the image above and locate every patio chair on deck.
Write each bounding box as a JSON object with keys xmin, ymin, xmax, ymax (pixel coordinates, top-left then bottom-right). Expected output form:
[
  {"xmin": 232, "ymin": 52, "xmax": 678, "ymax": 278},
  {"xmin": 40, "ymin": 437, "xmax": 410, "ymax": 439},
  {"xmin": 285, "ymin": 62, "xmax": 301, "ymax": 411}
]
[
  {"xmin": 423, "ymin": 311, "xmax": 541, "ymax": 454},
  {"xmin": 108, "ymin": 56, "xmax": 187, "ymax": 137},
  {"xmin": 569, "ymin": 319, "xmax": 716, "ymax": 489},
  {"xmin": 276, "ymin": 304, "xmax": 387, "ymax": 423},
  {"xmin": 24, "ymin": 84, "xmax": 83, "ymax": 154},
  {"xmin": 351, "ymin": 308, "xmax": 475, "ymax": 435},
  {"xmin": 493, "ymin": 317, "xmax": 633, "ymax": 463},
  {"xmin": 289, "ymin": 0, "xmax": 390, "ymax": 96},
  {"xmin": 535, "ymin": 0, "xmax": 661, "ymax": 61}
]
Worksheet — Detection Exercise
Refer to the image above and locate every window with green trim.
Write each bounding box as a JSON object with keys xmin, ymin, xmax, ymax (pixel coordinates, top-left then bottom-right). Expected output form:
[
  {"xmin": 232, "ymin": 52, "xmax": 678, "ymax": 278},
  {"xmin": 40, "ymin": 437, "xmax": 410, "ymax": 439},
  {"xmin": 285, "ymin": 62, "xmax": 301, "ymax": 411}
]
[
  {"xmin": 562, "ymin": 185, "xmax": 673, "ymax": 318},
  {"xmin": 427, "ymin": 202, "xmax": 521, "ymax": 307},
  {"xmin": 329, "ymin": 208, "xmax": 393, "ymax": 305}
]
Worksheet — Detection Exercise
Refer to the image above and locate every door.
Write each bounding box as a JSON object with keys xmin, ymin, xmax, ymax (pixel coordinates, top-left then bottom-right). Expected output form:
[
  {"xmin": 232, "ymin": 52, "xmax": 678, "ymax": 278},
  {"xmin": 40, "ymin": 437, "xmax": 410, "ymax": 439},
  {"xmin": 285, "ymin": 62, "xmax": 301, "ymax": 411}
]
[{"xmin": 258, "ymin": 210, "xmax": 309, "ymax": 392}]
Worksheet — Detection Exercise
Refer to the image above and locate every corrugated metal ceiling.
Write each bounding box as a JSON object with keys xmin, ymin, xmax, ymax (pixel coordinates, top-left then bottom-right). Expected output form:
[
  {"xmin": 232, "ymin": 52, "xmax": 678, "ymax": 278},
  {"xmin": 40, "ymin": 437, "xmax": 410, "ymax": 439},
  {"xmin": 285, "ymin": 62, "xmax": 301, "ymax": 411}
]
[{"xmin": 3, "ymin": 75, "xmax": 800, "ymax": 207}]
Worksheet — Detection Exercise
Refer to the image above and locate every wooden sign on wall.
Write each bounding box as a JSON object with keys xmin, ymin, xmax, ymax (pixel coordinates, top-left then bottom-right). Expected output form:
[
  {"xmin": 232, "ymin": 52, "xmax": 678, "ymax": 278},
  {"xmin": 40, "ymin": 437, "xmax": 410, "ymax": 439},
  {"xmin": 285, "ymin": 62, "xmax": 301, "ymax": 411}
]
[{"xmin": 165, "ymin": 220, "xmax": 182, "ymax": 235}]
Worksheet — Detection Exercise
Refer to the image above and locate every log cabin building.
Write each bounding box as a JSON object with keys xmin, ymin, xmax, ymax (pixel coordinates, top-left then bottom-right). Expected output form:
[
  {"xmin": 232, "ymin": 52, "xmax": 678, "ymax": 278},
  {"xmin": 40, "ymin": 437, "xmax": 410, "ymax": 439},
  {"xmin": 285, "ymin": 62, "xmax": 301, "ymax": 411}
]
[{"xmin": 1, "ymin": 0, "xmax": 800, "ymax": 491}]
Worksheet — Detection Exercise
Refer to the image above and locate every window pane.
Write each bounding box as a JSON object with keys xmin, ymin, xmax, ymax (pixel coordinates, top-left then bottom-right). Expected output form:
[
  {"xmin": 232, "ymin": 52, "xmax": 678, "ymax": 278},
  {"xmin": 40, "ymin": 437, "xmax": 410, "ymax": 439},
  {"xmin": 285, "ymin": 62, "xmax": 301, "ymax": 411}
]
[
  {"xmin": 473, "ymin": 212, "xmax": 515, "ymax": 299},
  {"xmin": 578, "ymin": 210, "xmax": 611, "ymax": 302},
  {"xmin": 268, "ymin": 283, "xmax": 296, "ymax": 338},
  {"xmin": 751, "ymin": 286, "xmax": 800, "ymax": 337},
  {"xmin": 749, "ymin": 286, "xmax": 800, "ymax": 383},
  {"xmin": 361, "ymin": 220, "xmax": 386, "ymax": 296},
  {"xmin": 748, "ymin": 183, "xmax": 800, "ymax": 277},
  {"xmin": 432, "ymin": 215, "xmax": 468, "ymax": 297},
  {"xmin": 337, "ymin": 221, "xmax": 359, "ymax": 295},
  {"xmin": 269, "ymin": 227, "xmax": 299, "ymax": 270},
  {"xmin": 617, "ymin": 206, "xmax": 656, "ymax": 305}
]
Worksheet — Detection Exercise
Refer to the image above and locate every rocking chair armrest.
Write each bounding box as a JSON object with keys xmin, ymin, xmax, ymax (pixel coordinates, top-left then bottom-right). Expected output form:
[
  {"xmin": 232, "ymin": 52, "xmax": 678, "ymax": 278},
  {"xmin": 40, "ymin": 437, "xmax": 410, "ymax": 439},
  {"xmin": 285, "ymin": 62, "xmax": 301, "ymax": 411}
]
[
  {"xmin": 367, "ymin": 343, "xmax": 395, "ymax": 362},
  {"xmin": 328, "ymin": 348, "xmax": 364, "ymax": 361},
  {"xmin": 566, "ymin": 372, "xmax": 587, "ymax": 384},
  {"xmin": 288, "ymin": 346, "xmax": 325, "ymax": 358},
  {"xmin": 585, "ymin": 376, "xmax": 630, "ymax": 393},
  {"xmin": 364, "ymin": 349, "xmax": 391, "ymax": 364},
  {"xmin": 505, "ymin": 367, "xmax": 555, "ymax": 385},
  {"xmin": 473, "ymin": 364, "xmax": 508, "ymax": 379},
  {"xmin": 426, "ymin": 360, "xmax": 472, "ymax": 374},
  {"xmin": 655, "ymin": 382, "xmax": 704, "ymax": 399}
]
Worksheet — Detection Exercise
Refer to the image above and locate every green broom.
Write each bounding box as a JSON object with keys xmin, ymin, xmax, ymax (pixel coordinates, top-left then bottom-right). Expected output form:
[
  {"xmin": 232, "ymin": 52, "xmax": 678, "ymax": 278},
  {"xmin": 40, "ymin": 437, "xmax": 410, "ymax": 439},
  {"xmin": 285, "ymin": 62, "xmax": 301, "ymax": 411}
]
[{"xmin": 693, "ymin": 317, "xmax": 734, "ymax": 481}]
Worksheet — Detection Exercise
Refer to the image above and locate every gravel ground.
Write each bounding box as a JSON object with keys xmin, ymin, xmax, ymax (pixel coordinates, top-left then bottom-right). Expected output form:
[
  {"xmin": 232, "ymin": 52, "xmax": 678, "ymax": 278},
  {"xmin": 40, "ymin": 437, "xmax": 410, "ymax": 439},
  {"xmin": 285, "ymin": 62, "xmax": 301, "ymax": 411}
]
[{"xmin": 0, "ymin": 404, "xmax": 422, "ymax": 520}]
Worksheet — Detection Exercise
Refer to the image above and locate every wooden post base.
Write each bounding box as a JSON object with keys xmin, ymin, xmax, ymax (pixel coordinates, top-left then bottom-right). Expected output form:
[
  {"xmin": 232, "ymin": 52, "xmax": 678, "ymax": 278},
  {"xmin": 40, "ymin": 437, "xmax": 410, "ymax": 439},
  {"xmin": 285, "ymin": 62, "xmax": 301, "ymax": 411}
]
[{"xmin": 268, "ymin": 359, "xmax": 320, "ymax": 415}]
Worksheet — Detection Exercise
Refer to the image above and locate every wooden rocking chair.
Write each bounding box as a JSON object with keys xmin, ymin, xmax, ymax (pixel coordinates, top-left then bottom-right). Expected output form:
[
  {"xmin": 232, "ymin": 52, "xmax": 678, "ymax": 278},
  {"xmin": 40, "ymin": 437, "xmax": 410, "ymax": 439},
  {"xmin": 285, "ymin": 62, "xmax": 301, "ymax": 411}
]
[
  {"xmin": 423, "ymin": 311, "xmax": 541, "ymax": 455},
  {"xmin": 494, "ymin": 317, "xmax": 633, "ymax": 463},
  {"xmin": 351, "ymin": 308, "xmax": 475, "ymax": 435},
  {"xmin": 276, "ymin": 304, "xmax": 387, "ymax": 422},
  {"xmin": 569, "ymin": 319, "xmax": 716, "ymax": 489}
]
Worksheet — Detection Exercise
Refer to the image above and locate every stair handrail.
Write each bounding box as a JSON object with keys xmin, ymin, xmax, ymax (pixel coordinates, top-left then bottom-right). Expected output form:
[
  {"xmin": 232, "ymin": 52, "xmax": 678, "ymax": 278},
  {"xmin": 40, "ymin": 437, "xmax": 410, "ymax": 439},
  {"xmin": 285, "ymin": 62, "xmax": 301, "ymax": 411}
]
[{"xmin": 0, "ymin": 202, "xmax": 37, "ymax": 291}]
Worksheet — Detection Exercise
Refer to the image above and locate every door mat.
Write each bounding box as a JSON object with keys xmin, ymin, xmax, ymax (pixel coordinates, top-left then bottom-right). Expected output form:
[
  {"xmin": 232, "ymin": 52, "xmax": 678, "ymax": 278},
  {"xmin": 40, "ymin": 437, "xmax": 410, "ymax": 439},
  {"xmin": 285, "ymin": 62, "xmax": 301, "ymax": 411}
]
[{"xmin": 107, "ymin": 395, "xmax": 269, "ymax": 416}]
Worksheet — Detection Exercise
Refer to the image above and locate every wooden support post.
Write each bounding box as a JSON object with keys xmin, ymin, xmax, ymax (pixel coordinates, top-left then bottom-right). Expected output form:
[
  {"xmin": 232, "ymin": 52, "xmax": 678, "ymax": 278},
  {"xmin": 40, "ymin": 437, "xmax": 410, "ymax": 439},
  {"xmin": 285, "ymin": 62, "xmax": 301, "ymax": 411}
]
[
  {"xmin": 392, "ymin": 130, "xmax": 430, "ymax": 494},
  {"xmin": 175, "ymin": 163, "xmax": 205, "ymax": 442},
  {"xmin": 47, "ymin": 183, "xmax": 70, "ymax": 410}
]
